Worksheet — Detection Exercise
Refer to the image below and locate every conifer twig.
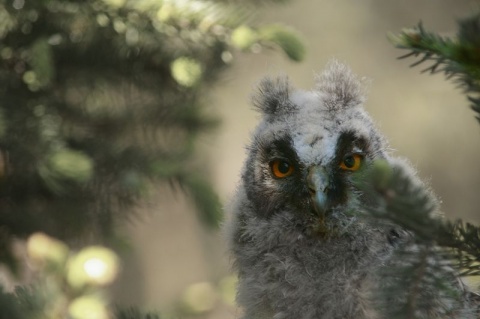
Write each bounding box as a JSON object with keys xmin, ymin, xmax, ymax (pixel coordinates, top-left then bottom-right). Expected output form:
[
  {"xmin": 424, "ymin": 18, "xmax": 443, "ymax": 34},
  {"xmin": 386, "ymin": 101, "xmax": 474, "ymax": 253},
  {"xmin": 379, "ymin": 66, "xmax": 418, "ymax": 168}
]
[{"xmin": 389, "ymin": 15, "xmax": 480, "ymax": 120}]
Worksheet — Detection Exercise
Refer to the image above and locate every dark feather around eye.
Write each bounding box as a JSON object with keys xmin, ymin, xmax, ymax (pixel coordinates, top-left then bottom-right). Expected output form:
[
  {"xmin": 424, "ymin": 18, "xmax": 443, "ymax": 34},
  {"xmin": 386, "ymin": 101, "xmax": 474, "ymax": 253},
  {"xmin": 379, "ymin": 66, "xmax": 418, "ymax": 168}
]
[
  {"xmin": 335, "ymin": 131, "xmax": 370, "ymax": 161},
  {"xmin": 257, "ymin": 136, "xmax": 301, "ymax": 169}
]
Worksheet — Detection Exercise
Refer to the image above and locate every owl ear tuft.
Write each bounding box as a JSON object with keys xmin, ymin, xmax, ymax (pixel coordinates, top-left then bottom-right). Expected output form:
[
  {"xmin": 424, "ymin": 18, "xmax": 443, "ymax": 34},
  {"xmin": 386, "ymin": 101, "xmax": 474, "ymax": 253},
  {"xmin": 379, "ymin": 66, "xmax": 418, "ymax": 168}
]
[
  {"xmin": 252, "ymin": 76, "xmax": 297, "ymax": 116},
  {"xmin": 315, "ymin": 60, "xmax": 367, "ymax": 110}
]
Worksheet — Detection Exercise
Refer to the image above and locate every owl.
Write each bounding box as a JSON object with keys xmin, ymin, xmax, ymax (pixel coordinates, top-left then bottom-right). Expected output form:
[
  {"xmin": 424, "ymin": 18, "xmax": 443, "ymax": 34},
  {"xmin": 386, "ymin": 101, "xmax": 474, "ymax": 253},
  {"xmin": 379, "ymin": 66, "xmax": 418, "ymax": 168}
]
[{"xmin": 225, "ymin": 61, "xmax": 478, "ymax": 319}]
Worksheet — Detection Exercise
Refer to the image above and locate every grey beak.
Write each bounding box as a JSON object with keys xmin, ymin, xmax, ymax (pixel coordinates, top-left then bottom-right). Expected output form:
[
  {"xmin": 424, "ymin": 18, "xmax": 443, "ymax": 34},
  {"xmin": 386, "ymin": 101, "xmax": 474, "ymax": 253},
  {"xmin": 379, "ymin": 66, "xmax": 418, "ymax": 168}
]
[{"xmin": 307, "ymin": 166, "xmax": 330, "ymax": 217}]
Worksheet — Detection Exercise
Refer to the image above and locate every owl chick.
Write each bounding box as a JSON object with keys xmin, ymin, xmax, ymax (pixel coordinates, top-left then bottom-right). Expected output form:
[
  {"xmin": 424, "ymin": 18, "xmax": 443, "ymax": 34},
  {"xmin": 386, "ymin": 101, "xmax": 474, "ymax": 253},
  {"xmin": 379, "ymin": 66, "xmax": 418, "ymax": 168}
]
[{"xmin": 225, "ymin": 61, "xmax": 477, "ymax": 319}]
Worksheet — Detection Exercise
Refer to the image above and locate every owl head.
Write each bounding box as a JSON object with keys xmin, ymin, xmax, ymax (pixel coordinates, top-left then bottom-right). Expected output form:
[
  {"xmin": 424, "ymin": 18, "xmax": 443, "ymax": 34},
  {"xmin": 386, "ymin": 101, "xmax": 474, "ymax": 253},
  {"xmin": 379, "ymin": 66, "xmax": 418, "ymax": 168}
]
[{"xmin": 243, "ymin": 60, "xmax": 389, "ymax": 233}]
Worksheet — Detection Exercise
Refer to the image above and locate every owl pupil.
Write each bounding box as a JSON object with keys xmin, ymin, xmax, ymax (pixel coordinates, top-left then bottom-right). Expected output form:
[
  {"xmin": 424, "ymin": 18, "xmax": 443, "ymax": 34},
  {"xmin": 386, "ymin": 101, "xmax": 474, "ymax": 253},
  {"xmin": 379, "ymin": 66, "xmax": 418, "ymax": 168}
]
[
  {"xmin": 278, "ymin": 161, "xmax": 291, "ymax": 174},
  {"xmin": 343, "ymin": 156, "xmax": 355, "ymax": 168}
]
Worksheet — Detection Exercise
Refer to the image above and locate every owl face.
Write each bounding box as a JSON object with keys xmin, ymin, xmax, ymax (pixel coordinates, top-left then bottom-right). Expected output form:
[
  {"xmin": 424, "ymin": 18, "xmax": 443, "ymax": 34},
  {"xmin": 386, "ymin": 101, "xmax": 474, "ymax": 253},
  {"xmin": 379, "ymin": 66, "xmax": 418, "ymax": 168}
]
[{"xmin": 243, "ymin": 61, "xmax": 387, "ymax": 231}]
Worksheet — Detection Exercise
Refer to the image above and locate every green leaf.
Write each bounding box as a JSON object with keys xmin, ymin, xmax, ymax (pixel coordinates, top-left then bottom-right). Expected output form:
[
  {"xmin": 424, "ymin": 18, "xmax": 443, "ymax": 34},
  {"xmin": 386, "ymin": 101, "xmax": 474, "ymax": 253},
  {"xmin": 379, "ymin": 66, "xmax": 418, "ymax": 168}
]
[
  {"xmin": 259, "ymin": 24, "xmax": 306, "ymax": 62},
  {"xmin": 0, "ymin": 6, "xmax": 15, "ymax": 39},
  {"xmin": 38, "ymin": 149, "xmax": 94, "ymax": 193},
  {"xmin": 231, "ymin": 25, "xmax": 258, "ymax": 50},
  {"xmin": 29, "ymin": 38, "xmax": 55, "ymax": 89},
  {"xmin": 48, "ymin": 149, "xmax": 94, "ymax": 183},
  {"xmin": 184, "ymin": 175, "xmax": 222, "ymax": 229},
  {"xmin": 170, "ymin": 57, "xmax": 203, "ymax": 87}
]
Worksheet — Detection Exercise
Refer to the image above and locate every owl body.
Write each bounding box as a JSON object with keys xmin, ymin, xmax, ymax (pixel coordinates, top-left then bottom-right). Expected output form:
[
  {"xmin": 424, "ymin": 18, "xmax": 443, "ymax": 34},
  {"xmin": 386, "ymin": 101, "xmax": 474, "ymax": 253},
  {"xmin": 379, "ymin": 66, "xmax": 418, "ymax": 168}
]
[
  {"xmin": 229, "ymin": 187, "xmax": 393, "ymax": 319},
  {"xmin": 226, "ymin": 61, "xmax": 477, "ymax": 319}
]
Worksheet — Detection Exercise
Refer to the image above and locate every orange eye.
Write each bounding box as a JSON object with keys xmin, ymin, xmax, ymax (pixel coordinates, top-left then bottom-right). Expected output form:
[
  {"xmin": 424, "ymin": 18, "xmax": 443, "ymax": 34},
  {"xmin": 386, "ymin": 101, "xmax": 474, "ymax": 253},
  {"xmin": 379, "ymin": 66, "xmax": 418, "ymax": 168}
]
[
  {"xmin": 270, "ymin": 159, "xmax": 294, "ymax": 178},
  {"xmin": 339, "ymin": 154, "xmax": 363, "ymax": 171}
]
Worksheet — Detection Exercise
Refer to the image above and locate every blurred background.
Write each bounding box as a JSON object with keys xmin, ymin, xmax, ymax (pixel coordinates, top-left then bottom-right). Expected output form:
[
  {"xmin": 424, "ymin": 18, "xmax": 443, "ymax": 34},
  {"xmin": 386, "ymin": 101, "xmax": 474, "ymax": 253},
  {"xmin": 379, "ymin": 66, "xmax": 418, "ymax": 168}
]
[
  {"xmin": 113, "ymin": 0, "xmax": 480, "ymax": 317},
  {"xmin": 0, "ymin": 0, "xmax": 479, "ymax": 318}
]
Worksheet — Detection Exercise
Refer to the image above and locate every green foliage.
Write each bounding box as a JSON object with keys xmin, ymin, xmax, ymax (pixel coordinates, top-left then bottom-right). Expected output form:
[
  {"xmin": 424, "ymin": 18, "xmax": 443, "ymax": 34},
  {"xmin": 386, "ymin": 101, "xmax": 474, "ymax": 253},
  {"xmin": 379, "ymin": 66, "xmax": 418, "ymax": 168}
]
[
  {"xmin": 259, "ymin": 24, "xmax": 306, "ymax": 62},
  {"xmin": 361, "ymin": 159, "xmax": 480, "ymax": 263},
  {"xmin": 10, "ymin": 286, "xmax": 49, "ymax": 319},
  {"xmin": 0, "ymin": 0, "xmax": 235, "ymax": 241},
  {"xmin": 115, "ymin": 307, "xmax": 160, "ymax": 319},
  {"xmin": 358, "ymin": 161, "xmax": 480, "ymax": 274},
  {"xmin": 2, "ymin": 233, "xmax": 121, "ymax": 319},
  {"xmin": 184, "ymin": 175, "xmax": 222, "ymax": 228},
  {"xmin": 389, "ymin": 14, "xmax": 480, "ymax": 120},
  {"xmin": 351, "ymin": 13, "xmax": 480, "ymax": 317},
  {"xmin": 2, "ymin": 288, "xmax": 163, "ymax": 319},
  {"xmin": 0, "ymin": 229, "xmax": 18, "ymax": 277},
  {"xmin": 387, "ymin": 11, "xmax": 480, "ymax": 279},
  {"xmin": 231, "ymin": 25, "xmax": 259, "ymax": 50},
  {"xmin": 170, "ymin": 57, "xmax": 203, "ymax": 88},
  {"xmin": 230, "ymin": 23, "xmax": 306, "ymax": 62},
  {"xmin": 354, "ymin": 160, "xmax": 480, "ymax": 317},
  {"xmin": 353, "ymin": 160, "xmax": 441, "ymax": 241},
  {"xmin": 376, "ymin": 246, "xmax": 466, "ymax": 319},
  {"xmin": 0, "ymin": 0, "xmax": 304, "ymax": 249},
  {"xmin": 0, "ymin": 287, "xmax": 23, "ymax": 319},
  {"xmin": 28, "ymin": 38, "xmax": 55, "ymax": 89},
  {"xmin": 39, "ymin": 149, "xmax": 94, "ymax": 194}
]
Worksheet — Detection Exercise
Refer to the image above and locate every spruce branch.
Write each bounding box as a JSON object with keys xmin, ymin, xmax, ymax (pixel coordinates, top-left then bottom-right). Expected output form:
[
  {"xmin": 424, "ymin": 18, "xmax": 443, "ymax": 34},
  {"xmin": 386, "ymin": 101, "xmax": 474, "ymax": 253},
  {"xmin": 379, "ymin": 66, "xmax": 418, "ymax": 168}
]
[
  {"xmin": 389, "ymin": 14, "xmax": 480, "ymax": 120},
  {"xmin": 356, "ymin": 160, "xmax": 480, "ymax": 277},
  {"xmin": 375, "ymin": 245, "xmax": 465, "ymax": 319},
  {"xmin": 440, "ymin": 221, "xmax": 480, "ymax": 277},
  {"xmin": 354, "ymin": 160, "xmax": 480, "ymax": 317}
]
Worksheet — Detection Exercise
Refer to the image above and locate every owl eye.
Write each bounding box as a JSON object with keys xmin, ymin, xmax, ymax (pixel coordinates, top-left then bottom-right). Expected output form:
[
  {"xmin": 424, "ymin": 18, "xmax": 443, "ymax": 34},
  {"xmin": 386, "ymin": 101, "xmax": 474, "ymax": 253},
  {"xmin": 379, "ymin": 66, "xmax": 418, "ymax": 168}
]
[
  {"xmin": 339, "ymin": 154, "xmax": 363, "ymax": 171},
  {"xmin": 270, "ymin": 159, "xmax": 295, "ymax": 178}
]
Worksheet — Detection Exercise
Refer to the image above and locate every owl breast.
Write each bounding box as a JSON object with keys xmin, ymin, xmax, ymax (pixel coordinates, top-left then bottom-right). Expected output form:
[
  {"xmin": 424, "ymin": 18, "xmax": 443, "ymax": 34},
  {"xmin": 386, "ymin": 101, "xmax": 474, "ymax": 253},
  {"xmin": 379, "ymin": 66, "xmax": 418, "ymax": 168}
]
[{"xmin": 229, "ymin": 188, "xmax": 397, "ymax": 319}]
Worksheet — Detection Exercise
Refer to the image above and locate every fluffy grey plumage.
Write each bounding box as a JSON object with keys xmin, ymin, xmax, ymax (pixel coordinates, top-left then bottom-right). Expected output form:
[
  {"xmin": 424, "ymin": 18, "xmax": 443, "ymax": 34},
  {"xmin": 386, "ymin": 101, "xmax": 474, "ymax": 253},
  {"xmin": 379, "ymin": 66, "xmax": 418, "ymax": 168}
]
[{"xmin": 225, "ymin": 61, "xmax": 477, "ymax": 319}]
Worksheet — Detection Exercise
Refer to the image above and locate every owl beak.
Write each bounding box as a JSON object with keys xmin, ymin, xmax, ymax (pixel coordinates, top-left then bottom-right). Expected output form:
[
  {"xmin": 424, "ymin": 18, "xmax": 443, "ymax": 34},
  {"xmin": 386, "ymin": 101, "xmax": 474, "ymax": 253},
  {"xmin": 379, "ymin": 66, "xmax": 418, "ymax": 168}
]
[{"xmin": 307, "ymin": 166, "xmax": 330, "ymax": 217}]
